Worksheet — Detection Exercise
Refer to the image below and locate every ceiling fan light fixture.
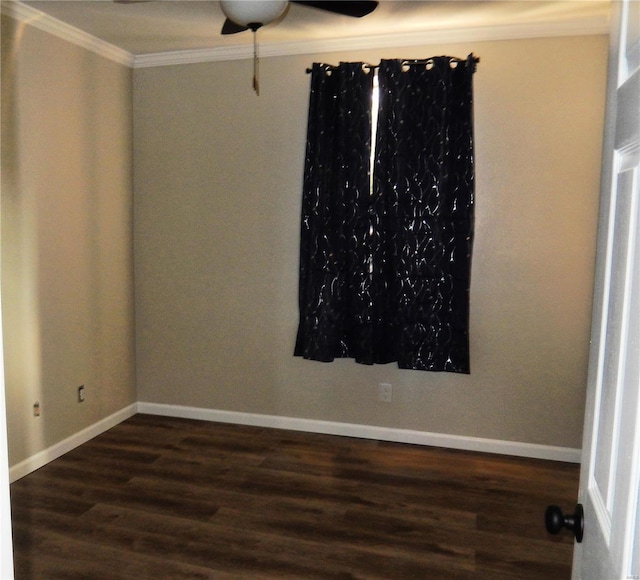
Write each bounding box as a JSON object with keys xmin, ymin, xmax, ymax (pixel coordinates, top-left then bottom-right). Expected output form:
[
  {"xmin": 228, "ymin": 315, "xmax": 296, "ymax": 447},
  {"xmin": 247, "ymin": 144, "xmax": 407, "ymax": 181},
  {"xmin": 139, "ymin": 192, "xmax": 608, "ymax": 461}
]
[{"xmin": 220, "ymin": 0, "xmax": 288, "ymax": 28}]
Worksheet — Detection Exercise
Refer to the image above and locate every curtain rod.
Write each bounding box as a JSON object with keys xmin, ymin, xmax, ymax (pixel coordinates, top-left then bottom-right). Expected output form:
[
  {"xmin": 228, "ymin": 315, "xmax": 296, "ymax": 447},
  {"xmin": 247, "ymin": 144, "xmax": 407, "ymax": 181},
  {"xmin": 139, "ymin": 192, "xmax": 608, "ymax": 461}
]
[{"xmin": 306, "ymin": 54, "xmax": 480, "ymax": 74}]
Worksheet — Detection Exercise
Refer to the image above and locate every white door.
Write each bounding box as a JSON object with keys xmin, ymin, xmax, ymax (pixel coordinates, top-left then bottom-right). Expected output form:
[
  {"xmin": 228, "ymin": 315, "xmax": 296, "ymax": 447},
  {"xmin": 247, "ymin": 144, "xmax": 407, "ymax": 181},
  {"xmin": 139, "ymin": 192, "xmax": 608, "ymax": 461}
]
[{"xmin": 572, "ymin": 0, "xmax": 640, "ymax": 578}]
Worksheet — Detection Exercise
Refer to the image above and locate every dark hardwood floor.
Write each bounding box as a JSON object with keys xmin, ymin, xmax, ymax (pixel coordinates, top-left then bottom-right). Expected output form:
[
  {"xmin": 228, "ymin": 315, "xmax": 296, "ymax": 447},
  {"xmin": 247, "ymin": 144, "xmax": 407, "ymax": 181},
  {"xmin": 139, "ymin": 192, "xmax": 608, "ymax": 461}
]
[{"xmin": 10, "ymin": 414, "xmax": 579, "ymax": 579}]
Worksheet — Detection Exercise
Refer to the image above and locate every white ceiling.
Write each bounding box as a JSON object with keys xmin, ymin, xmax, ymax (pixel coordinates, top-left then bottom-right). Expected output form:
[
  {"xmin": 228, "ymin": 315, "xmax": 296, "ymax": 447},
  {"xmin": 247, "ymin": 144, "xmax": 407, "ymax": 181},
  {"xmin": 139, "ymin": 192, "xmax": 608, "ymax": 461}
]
[{"xmin": 11, "ymin": 1, "xmax": 611, "ymax": 62}]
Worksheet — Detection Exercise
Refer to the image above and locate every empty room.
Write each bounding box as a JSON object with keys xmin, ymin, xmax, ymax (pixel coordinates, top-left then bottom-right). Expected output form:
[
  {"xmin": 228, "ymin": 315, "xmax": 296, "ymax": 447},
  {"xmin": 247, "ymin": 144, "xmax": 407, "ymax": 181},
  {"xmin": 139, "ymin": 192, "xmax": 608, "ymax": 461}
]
[{"xmin": 1, "ymin": 0, "xmax": 638, "ymax": 578}]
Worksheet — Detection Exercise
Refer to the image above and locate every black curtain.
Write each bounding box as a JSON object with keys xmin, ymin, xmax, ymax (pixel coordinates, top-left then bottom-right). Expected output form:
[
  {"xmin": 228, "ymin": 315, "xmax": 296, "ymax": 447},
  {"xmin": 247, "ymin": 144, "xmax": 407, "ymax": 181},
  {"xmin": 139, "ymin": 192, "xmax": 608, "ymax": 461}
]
[{"xmin": 295, "ymin": 56, "xmax": 476, "ymax": 373}]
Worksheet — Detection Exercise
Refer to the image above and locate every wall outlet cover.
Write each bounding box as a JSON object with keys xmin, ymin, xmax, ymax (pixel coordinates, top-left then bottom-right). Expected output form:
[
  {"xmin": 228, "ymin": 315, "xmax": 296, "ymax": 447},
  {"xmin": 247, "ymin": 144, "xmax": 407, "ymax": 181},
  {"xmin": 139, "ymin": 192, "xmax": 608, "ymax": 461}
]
[{"xmin": 378, "ymin": 383, "xmax": 392, "ymax": 403}]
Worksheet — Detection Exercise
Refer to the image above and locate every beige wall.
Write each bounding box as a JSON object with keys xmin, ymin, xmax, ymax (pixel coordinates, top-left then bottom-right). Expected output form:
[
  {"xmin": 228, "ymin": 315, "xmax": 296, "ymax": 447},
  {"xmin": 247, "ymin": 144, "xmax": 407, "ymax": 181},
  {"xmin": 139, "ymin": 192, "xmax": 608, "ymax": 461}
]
[
  {"xmin": 1, "ymin": 14, "xmax": 137, "ymax": 465},
  {"xmin": 134, "ymin": 35, "xmax": 608, "ymax": 449}
]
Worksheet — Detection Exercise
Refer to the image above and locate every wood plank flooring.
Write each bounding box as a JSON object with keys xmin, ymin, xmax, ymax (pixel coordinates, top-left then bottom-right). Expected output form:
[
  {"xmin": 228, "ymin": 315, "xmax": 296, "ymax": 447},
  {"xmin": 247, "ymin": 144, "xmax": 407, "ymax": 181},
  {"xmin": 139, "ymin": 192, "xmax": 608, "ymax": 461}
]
[{"xmin": 10, "ymin": 414, "xmax": 580, "ymax": 579}]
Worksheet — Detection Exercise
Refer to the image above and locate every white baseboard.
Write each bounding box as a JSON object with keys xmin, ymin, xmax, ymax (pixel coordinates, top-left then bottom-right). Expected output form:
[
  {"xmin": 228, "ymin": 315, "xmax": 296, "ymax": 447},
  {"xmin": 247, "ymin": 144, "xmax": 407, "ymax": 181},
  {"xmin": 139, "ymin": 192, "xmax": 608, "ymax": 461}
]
[
  {"xmin": 9, "ymin": 403, "xmax": 138, "ymax": 483},
  {"xmin": 137, "ymin": 402, "xmax": 582, "ymax": 463},
  {"xmin": 9, "ymin": 402, "xmax": 580, "ymax": 482}
]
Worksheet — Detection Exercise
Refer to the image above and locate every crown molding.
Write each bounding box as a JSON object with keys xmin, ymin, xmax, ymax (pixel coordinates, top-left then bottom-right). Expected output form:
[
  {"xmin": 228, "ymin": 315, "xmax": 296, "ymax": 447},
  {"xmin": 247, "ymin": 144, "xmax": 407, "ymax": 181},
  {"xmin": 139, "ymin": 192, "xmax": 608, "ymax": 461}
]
[
  {"xmin": 3, "ymin": 1, "xmax": 608, "ymax": 70},
  {"xmin": 1, "ymin": 1, "xmax": 134, "ymax": 67},
  {"xmin": 134, "ymin": 18, "xmax": 609, "ymax": 68}
]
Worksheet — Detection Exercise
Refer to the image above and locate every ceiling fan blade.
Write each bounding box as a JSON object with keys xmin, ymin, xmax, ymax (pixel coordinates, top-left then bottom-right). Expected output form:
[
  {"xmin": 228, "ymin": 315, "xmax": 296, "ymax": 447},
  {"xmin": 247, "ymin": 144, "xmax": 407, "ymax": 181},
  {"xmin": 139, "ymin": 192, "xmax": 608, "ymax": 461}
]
[
  {"xmin": 221, "ymin": 18, "xmax": 249, "ymax": 35},
  {"xmin": 292, "ymin": 1, "xmax": 378, "ymax": 18}
]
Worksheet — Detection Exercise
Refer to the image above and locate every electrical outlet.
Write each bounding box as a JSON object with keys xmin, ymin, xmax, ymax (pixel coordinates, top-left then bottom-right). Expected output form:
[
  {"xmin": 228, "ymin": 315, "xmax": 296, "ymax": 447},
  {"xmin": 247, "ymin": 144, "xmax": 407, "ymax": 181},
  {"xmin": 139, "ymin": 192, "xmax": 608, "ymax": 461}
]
[
  {"xmin": 33, "ymin": 401, "xmax": 41, "ymax": 417},
  {"xmin": 77, "ymin": 385, "xmax": 85, "ymax": 403},
  {"xmin": 378, "ymin": 382, "xmax": 392, "ymax": 403}
]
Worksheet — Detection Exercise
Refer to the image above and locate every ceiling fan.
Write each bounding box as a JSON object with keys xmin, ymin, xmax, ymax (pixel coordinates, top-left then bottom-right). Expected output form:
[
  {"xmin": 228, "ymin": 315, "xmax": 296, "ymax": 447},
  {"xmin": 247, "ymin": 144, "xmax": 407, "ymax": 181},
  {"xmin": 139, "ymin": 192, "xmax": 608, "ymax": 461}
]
[
  {"xmin": 115, "ymin": 1, "xmax": 379, "ymax": 35},
  {"xmin": 116, "ymin": 1, "xmax": 378, "ymax": 94},
  {"xmin": 219, "ymin": 1, "xmax": 378, "ymax": 95},
  {"xmin": 219, "ymin": 1, "xmax": 378, "ymax": 35}
]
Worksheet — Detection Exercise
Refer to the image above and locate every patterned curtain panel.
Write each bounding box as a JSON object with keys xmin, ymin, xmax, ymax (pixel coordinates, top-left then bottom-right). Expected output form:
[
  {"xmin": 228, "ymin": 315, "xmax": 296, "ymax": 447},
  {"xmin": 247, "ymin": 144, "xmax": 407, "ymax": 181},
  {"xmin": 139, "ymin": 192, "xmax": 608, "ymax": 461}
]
[
  {"xmin": 295, "ymin": 55, "xmax": 477, "ymax": 373},
  {"xmin": 374, "ymin": 56, "xmax": 476, "ymax": 372},
  {"xmin": 294, "ymin": 62, "xmax": 375, "ymax": 363}
]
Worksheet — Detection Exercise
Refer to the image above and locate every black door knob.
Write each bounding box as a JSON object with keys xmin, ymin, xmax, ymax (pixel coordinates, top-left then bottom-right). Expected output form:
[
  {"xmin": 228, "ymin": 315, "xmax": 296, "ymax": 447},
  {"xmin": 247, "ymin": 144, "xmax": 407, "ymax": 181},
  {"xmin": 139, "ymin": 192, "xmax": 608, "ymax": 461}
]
[{"xmin": 545, "ymin": 503, "xmax": 584, "ymax": 543}]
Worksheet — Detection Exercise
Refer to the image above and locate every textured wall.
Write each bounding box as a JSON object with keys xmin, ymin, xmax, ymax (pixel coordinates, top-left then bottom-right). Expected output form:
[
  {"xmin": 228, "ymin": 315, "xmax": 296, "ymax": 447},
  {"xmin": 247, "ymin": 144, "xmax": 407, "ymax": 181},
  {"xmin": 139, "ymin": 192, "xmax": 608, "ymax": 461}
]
[
  {"xmin": 133, "ymin": 35, "xmax": 607, "ymax": 450},
  {"xmin": 1, "ymin": 15, "xmax": 137, "ymax": 465}
]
